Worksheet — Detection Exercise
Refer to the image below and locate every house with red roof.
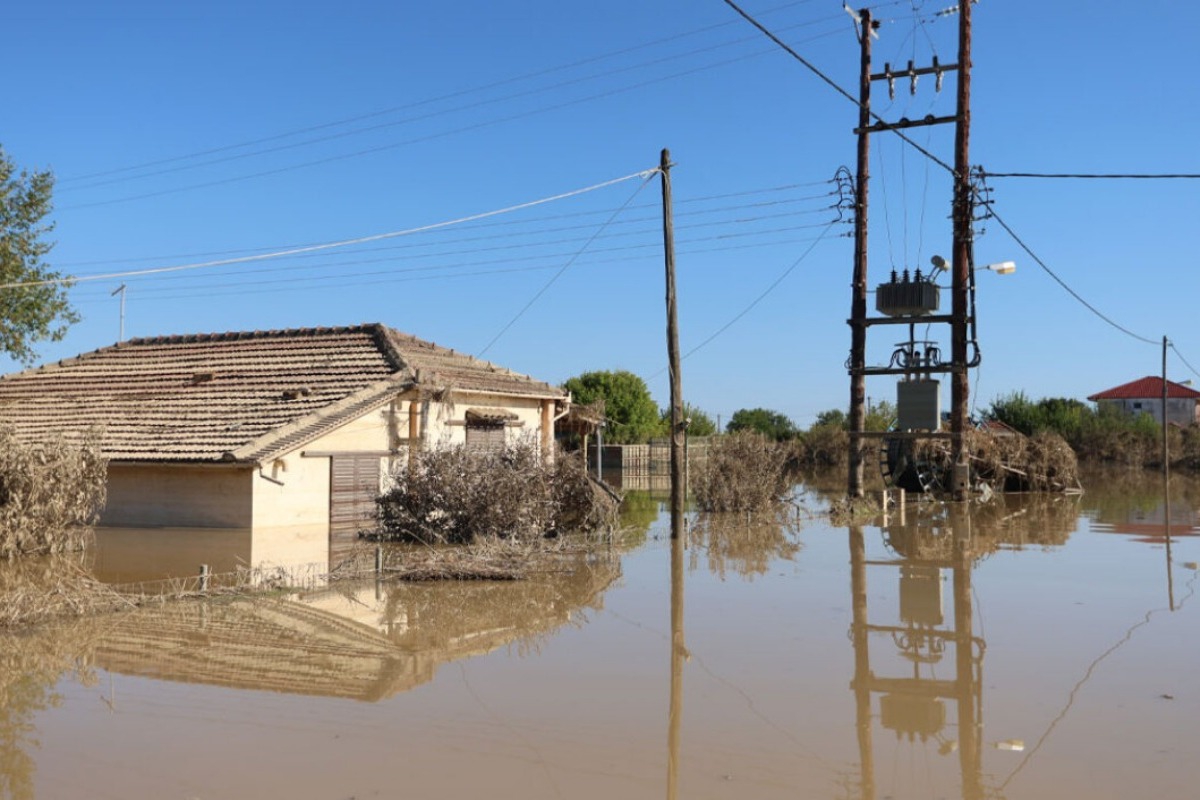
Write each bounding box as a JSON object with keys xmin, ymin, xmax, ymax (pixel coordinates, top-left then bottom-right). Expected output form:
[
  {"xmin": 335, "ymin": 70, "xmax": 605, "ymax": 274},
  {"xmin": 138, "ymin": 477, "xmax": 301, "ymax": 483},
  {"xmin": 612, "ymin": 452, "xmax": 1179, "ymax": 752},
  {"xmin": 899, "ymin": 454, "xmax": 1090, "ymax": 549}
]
[
  {"xmin": 0, "ymin": 324, "xmax": 568, "ymax": 569},
  {"xmin": 1087, "ymin": 376, "xmax": 1200, "ymax": 426}
]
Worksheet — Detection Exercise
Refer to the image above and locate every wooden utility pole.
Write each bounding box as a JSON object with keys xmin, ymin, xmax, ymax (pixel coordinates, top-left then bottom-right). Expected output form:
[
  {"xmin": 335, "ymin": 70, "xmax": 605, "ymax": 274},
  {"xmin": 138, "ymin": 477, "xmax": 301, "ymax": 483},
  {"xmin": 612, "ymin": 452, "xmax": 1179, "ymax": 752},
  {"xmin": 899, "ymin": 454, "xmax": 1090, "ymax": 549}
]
[
  {"xmin": 950, "ymin": 0, "xmax": 974, "ymax": 500},
  {"xmin": 1162, "ymin": 335, "xmax": 1170, "ymax": 477},
  {"xmin": 661, "ymin": 148, "xmax": 685, "ymax": 540},
  {"xmin": 848, "ymin": 8, "xmax": 873, "ymax": 499}
]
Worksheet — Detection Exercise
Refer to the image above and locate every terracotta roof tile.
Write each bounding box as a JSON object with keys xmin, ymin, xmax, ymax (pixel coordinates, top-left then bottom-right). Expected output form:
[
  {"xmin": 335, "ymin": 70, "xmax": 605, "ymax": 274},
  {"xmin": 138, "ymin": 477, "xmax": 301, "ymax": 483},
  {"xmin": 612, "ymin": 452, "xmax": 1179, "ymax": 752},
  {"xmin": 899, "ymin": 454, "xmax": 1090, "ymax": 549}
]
[
  {"xmin": 0, "ymin": 324, "xmax": 564, "ymax": 464},
  {"xmin": 1087, "ymin": 376, "xmax": 1200, "ymax": 401}
]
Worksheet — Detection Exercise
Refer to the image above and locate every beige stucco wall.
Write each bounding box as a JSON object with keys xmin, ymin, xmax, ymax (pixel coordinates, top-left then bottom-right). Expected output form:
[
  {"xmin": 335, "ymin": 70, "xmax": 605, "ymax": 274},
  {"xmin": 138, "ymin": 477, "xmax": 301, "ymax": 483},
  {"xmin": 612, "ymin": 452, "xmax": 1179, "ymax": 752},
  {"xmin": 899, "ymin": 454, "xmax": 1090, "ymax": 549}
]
[
  {"xmin": 250, "ymin": 398, "xmax": 404, "ymax": 557},
  {"xmin": 422, "ymin": 392, "xmax": 549, "ymax": 451},
  {"xmin": 102, "ymin": 464, "xmax": 254, "ymax": 528}
]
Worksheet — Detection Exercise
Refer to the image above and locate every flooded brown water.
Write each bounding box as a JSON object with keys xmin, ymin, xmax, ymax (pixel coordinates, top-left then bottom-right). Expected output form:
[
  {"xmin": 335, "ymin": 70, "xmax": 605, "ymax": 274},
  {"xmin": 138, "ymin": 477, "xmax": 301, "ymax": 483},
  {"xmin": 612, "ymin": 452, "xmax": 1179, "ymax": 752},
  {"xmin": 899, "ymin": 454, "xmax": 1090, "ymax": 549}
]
[{"xmin": 2, "ymin": 471, "xmax": 1198, "ymax": 799}]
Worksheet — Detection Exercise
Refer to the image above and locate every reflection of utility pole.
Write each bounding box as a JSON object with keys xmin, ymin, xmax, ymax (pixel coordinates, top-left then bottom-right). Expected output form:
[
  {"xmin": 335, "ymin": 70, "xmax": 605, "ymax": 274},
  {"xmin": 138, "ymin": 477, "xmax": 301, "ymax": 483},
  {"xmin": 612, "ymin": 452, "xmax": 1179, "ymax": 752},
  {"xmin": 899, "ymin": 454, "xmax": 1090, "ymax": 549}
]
[
  {"xmin": 667, "ymin": 534, "xmax": 686, "ymax": 800},
  {"xmin": 849, "ymin": 526, "xmax": 876, "ymax": 800},
  {"xmin": 849, "ymin": 511, "xmax": 987, "ymax": 799},
  {"xmin": 111, "ymin": 283, "xmax": 127, "ymax": 341}
]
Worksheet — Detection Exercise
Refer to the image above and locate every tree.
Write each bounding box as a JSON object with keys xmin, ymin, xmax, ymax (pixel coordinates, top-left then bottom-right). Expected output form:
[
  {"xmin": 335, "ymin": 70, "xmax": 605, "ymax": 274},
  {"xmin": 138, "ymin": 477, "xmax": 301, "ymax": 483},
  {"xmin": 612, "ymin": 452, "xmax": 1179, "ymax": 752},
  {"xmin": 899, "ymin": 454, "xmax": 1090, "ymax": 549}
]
[
  {"xmin": 563, "ymin": 370, "xmax": 664, "ymax": 444},
  {"xmin": 660, "ymin": 402, "xmax": 717, "ymax": 437},
  {"xmin": 1, "ymin": 146, "xmax": 77, "ymax": 365},
  {"xmin": 726, "ymin": 407, "xmax": 799, "ymax": 441}
]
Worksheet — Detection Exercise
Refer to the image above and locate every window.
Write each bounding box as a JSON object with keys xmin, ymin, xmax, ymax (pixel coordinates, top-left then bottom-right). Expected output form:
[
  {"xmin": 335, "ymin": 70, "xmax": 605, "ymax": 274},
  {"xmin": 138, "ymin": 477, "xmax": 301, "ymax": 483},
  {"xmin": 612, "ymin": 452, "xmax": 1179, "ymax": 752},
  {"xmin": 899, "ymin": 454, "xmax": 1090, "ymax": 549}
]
[{"xmin": 466, "ymin": 420, "xmax": 506, "ymax": 451}]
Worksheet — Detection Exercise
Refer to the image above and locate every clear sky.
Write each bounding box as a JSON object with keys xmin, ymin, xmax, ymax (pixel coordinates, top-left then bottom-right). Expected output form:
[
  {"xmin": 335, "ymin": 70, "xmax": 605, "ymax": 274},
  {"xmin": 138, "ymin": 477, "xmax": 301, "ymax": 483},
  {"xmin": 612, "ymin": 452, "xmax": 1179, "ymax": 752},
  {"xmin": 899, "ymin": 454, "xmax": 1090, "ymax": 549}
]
[{"xmin": 5, "ymin": 0, "xmax": 1198, "ymax": 427}]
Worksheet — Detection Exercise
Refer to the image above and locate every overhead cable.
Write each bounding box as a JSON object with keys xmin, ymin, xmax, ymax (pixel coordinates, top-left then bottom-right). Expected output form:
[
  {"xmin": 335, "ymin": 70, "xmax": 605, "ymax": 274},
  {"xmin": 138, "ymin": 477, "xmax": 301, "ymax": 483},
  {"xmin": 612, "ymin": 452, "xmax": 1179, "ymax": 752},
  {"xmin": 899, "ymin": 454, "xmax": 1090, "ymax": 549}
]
[
  {"xmin": 983, "ymin": 172, "xmax": 1200, "ymax": 180},
  {"xmin": 988, "ymin": 206, "xmax": 1158, "ymax": 346},
  {"xmin": 721, "ymin": 0, "xmax": 956, "ymax": 175},
  {"xmin": 477, "ymin": 171, "xmax": 657, "ymax": 356},
  {"xmin": 1, "ymin": 168, "xmax": 658, "ymax": 289}
]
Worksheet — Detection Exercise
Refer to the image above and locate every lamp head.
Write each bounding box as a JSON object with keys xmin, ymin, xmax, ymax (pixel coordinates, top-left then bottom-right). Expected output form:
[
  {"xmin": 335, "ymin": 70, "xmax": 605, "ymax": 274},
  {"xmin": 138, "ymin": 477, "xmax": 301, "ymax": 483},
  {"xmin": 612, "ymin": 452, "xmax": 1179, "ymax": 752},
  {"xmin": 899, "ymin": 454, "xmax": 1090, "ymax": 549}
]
[{"xmin": 930, "ymin": 254, "xmax": 948, "ymax": 271}]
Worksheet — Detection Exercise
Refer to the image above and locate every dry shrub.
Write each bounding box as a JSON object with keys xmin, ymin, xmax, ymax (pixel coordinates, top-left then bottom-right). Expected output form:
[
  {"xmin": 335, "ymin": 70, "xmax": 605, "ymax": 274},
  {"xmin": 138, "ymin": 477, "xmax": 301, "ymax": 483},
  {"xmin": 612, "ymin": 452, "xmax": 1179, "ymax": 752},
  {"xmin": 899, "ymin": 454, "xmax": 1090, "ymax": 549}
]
[
  {"xmin": 693, "ymin": 432, "xmax": 796, "ymax": 512},
  {"xmin": 0, "ymin": 426, "xmax": 107, "ymax": 560},
  {"xmin": 376, "ymin": 441, "xmax": 617, "ymax": 545},
  {"xmin": 799, "ymin": 424, "xmax": 849, "ymax": 467},
  {"xmin": 965, "ymin": 430, "xmax": 1080, "ymax": 492}
]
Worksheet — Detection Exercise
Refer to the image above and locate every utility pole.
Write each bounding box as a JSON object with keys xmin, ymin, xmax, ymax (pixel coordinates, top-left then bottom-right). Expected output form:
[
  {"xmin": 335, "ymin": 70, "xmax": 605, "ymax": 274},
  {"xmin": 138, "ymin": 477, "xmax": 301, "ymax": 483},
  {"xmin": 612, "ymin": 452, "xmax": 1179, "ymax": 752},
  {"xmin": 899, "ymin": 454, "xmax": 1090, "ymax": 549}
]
[
  {"xmin": 950, "ymin": 0, "xmax": 974, "ymax": 500},
  {"xmin": 661, "ymin": 148, "xmax": 685, "ymax": 541},
  {"xmin": 848, "ymin": 8, "xmax": 874, "ymax": 499},
  {"xmin": 111, "ymin": 283, "xmax": 127, "ymax": 341},
  {"xmin": 1162, "ymin": 335, "xmax": 1169, "ymax": 479}
]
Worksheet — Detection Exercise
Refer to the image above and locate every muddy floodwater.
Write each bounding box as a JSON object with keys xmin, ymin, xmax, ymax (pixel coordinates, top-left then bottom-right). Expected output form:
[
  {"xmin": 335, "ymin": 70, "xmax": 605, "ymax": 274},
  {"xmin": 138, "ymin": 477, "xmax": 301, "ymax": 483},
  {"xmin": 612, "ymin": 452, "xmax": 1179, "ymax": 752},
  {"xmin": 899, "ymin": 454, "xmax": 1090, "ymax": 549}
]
[{"xmin": 2, "ymin": 470, "xmax": 1198, "ymax": 800}]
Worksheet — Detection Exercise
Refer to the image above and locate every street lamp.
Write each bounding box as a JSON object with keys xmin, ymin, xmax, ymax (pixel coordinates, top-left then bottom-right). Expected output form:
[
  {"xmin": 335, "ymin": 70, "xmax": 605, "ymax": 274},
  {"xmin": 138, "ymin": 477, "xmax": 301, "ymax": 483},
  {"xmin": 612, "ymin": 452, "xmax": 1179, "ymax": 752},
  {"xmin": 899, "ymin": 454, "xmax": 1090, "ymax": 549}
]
[{"xmin": 929, "ymin": 255, "xmax": 1016, "ymax": 275}]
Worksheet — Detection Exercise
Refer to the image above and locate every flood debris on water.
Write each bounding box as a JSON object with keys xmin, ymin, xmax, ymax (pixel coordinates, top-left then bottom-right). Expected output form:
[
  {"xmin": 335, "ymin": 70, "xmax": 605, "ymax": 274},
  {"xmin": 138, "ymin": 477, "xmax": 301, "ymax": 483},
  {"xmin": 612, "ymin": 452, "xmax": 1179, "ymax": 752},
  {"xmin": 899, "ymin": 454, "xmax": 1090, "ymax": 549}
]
[
  {"xmin": 374, "ymin": 441, "xmax": 618, "ymax": 546},
  {"xmin": 0, "ymin": 427, "xmax": 107, "ymax": 560},
  {"xmin": 0, "ymin": 553, "xmax": 134, "ymax": 629}
]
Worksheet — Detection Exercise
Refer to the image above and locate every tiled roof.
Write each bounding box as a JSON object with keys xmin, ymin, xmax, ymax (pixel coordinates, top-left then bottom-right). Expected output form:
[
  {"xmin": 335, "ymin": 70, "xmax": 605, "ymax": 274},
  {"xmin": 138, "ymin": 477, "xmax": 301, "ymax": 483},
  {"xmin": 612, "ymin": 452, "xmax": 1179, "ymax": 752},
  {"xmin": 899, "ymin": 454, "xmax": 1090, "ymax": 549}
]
[
  {"xmin": 0, "ymin": 323, "xmax": 564, "ymax": 464},
  {"xmin": 1087, "ymin": 376, "xmax": 1200, "ymax": 401}
]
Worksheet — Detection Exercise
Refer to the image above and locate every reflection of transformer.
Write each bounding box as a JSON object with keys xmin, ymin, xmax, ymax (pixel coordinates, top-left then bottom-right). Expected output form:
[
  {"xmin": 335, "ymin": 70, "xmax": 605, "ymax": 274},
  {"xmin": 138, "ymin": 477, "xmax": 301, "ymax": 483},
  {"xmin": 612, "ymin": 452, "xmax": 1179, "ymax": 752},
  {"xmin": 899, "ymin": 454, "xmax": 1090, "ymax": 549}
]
[{"xmin": 849, "ymin": 514, "xmax": 991, "ymax": 799}]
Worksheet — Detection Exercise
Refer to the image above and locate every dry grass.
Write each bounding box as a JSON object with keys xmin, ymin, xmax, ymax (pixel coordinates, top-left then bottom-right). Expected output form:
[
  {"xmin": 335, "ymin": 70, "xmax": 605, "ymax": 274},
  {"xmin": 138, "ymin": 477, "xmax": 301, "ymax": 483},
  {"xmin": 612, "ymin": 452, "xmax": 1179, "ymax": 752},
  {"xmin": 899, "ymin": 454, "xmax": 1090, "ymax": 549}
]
[
  {"xmin": 693, "ymin": 432, "xmax": 798, "ymax": 512},
  {"xmin": 0, "ymin": 426, "xmax": 107, "ymax": 560},
  {"xmin": 376, "ymin": 441, "xmax": 617, "ymax": 545}
]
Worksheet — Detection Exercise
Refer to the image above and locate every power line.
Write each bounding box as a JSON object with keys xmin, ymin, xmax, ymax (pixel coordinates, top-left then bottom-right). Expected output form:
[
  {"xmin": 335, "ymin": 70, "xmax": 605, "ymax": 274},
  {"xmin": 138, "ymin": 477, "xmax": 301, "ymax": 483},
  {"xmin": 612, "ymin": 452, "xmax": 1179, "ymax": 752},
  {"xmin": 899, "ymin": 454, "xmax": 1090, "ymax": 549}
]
[
  {"xmin": 65, "ymin": 16, "xmax": 844, "ymax": 194},
  {"xmin": 56, "ymin": 180, "xmax": 836, "ymax": 268},
  {"xmin": 983, "ymin": 171, "xmax": 1200, "ymax": 180},
  {"xmin": 66, "ymin": 216, "xmax": 839, "ymax": 300},
  {"xmin": 478, "ymin": 172, "xmax": 657, "ymax": 356},
  {"xmin": 70, "ymin": 229, "xmax": 840, "ymax": 305},
  {"xmin": 1170, "ymin": 343, "xmax": 1200, "ymax": 383},
  {"xmin": 649, "ymin": 218, "xmax": 842, "ymax": 378},
  {"xmin": 721, "ymin": 0, "xmax": 957, "ymax": 175},
  {"xmin": 58, "ymin": 1, "xmax": 825, "ymax": 185},
  {"xmin": 988, "ymin": 205, "xmax": 1158, "ymax": 346},
  {"xmin": 3, "ymin": 168, "xmax": 658, "ymax": 289},
  {"xmin": 61, "ymin": 43, "xmax": 840, "ymax": 211}
]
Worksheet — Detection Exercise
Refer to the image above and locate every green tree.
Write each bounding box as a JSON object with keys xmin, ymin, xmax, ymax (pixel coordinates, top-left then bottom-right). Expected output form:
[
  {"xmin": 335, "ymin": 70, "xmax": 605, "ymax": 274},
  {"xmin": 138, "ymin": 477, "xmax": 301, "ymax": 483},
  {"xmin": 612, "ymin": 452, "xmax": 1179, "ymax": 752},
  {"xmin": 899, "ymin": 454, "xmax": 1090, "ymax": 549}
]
[
  {"xmin": 1, "ymin": 147, "xmax": 77, "ymax": 364},
  {"xmin": 660, "ymin": 402, "xmax": 717, "ymax": 437},
  {"xmin": 563, "ymin": 370, "xmax": 663, "ymax": 444},
  {"xmin": 726, "ymin": 407, "xmax": 799, "ymax": 441},
  {"xmin": 813, "ymin": 408, "xmax": 847, "ymax": 429}
]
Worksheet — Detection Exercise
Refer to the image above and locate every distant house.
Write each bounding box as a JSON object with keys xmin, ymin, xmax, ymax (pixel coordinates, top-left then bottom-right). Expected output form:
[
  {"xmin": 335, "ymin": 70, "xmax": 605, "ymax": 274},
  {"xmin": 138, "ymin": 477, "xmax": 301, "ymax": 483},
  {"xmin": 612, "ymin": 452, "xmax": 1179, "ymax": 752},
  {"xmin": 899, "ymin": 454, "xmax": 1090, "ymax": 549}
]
[
  {"xmin": 0, "ymin": 324, "xmax": 568, "ymax": 565},
  {"xmin": 1087, "ymin": 376, "xmax": 1200, "ymax": 426}
]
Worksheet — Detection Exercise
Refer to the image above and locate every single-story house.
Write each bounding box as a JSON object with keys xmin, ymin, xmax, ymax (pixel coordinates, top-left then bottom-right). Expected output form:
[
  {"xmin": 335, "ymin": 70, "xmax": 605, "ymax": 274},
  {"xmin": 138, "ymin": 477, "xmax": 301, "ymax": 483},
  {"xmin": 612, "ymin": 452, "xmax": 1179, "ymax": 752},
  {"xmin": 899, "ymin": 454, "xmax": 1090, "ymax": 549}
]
[
  {"xmin": 1087, "ymin": 376, "xmax": 1200, "ymax": 426},
  {"xmin": 0, "ymin": 323, "xmax": 568, "ymax": 566}
]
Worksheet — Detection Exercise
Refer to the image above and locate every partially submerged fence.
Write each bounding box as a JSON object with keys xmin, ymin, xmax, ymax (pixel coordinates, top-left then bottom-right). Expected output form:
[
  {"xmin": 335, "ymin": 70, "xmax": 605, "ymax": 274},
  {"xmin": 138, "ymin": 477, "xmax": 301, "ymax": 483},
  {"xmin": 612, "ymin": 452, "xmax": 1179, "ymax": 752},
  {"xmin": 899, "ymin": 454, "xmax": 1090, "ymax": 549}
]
[{"xmin": 590, "ymin": 437, "xmax": 712, "ymax": 490}]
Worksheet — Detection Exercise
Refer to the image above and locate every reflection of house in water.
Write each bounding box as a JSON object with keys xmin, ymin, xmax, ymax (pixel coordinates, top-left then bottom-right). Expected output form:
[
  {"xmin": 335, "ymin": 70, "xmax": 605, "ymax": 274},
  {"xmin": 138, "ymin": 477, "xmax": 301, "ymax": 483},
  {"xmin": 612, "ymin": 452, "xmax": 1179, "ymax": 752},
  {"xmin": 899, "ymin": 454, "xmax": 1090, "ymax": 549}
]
[
  {"xmin": 1089, "ymin": 499, "xmax": 1200, "ymax": 543},
  {"xmin": 91, "ymin": 556, "xmax": 619, "ymax": 702}
]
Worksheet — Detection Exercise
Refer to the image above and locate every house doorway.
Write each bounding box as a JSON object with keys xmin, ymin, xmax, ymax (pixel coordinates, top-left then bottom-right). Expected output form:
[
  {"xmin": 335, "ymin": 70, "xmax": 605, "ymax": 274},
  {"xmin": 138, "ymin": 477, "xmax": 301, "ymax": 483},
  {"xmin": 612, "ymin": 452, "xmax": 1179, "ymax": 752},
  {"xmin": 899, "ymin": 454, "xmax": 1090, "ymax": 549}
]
[{"xmin": 329, "ymin": 454, "xmax": 381, "ymax": 566}]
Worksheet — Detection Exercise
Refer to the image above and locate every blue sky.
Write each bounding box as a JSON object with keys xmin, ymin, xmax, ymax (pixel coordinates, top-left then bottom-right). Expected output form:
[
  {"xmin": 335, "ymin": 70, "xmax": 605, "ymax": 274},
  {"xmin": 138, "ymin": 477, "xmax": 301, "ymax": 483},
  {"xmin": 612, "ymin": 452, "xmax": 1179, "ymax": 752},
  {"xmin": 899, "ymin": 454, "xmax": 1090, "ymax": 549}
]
[{"xmin": 5, "ymin": 0, "xmax": 1198, "ymax": 426}]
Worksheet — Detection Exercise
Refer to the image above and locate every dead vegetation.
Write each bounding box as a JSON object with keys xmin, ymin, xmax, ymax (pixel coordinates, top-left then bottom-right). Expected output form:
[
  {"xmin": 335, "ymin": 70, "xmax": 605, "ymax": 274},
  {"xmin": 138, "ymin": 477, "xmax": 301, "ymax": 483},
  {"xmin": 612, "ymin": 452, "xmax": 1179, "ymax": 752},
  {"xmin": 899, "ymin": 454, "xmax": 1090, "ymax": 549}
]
[
  {"xmin": 904, "ymin": 429, "xmax": 1081, "ymax": 494},
  {"xmin": 692, "ymin": 432, "xmax": 799, "ymax": 512},
  {"xmin": 375, "ymin": 441, "xmax": 618, "ymax": 545},
  {"xmin": 0, "ymin": 426, "xmax": 108, "ymax": 559}
]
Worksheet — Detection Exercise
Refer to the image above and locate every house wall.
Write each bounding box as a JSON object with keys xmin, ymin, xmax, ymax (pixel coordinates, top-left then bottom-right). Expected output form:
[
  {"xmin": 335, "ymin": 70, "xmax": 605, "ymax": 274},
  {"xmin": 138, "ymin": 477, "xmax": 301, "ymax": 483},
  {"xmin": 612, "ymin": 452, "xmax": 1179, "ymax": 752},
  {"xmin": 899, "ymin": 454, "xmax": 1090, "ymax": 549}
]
[
  {"xmin": 248, "ymin": 400, "xmax": 398, "ymax": 544},
  {"xmin": 1101, "ymin": 397, "xmax": 1197, "ymax": 426},
  {"xmin": 101, "ymin": 464, "xmax": 254, "ymax": 528},
  {"xmin": 422, "ymin": 392, "xmax": 549, "ymax": 451}
]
